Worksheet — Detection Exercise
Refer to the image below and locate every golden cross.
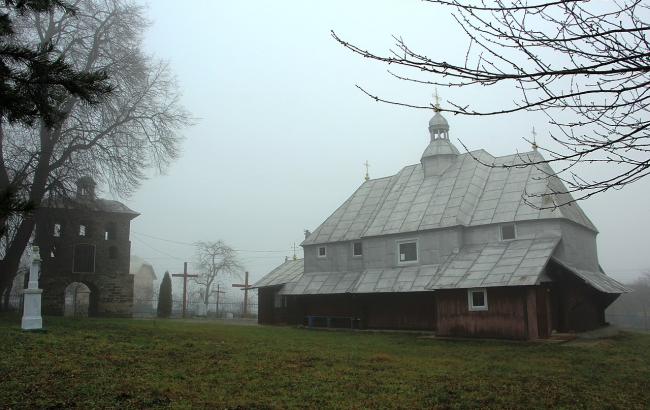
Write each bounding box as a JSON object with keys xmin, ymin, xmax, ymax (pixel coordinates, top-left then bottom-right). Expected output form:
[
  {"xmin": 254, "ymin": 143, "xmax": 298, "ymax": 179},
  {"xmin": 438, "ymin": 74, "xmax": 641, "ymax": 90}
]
[{"xmin": 364, "ymin": 160, "xmax": 370, "ymax": 181}]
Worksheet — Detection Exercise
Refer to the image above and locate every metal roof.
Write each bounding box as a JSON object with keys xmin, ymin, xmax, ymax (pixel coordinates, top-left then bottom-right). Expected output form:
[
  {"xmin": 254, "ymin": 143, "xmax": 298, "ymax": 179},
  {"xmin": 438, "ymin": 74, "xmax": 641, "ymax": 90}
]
[
  {"xmin": 280, "ymin": 271, "xmax": 360, "ymax": 295},
  {"xmin": 260, "ymin": 236, "xmax": 562, "ymax": 293},
  {"xmin": 427, "ymin": 236, "xmax": 560, "ymax": 289},
  {"xmin": 302, "ymin": 150, "xmax": 596, "ymax": 246},
  {"xmin": 251, "ymin": 258, "xmax": 303, "ymax": 288},
  {"xmin": 551, "ymin": 258, "xmax": 632, "ymax": 294},
  {"xmin": 353, "ymin": 264, "xmax": 440, "ymax": 293}
]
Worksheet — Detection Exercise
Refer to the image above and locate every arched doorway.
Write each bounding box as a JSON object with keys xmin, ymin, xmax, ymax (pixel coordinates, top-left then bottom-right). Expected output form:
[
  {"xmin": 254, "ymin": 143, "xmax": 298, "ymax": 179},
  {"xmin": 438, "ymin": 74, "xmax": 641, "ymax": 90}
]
[{"xmin": 64, "ymin": 282, "xmax": 92, "ymax": 317}]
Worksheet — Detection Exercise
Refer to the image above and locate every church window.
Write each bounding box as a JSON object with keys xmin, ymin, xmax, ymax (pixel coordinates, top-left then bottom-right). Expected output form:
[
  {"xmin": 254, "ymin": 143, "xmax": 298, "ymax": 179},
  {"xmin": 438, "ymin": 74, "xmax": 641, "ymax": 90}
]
[
  {"xmin": 79, "ymin": 224, "xmax": 86, "ymax": 237},
  {"xmin": 73, "ymin": 244, "xmax": 95, "ymax": 273},
  {"xmin": 468, "ymin": 288, "xmax": 488, "ymax": 311},
  {"xmin": 397, "ymin": 239, "xmax": 418, "ymax": 264},
  {"xmin": 53, "ymin": 223, "xmax": 62, "ymax": 237},
  {"xmin": 352, "ymin": 241, "xmax": 363, "ymax": 257},
  {"xmin": 318, "ymin": 246, "xmax": 327, "ymax": 258},
  {"xmin": 500, "ymin": 224, "xmax": 516, "ymax": 241}
]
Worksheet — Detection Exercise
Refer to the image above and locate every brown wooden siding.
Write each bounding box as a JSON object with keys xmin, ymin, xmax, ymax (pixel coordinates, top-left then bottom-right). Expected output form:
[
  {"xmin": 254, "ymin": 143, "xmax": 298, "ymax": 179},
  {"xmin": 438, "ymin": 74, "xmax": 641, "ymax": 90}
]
[{"xmin": 436, "ymin": 287, "xmax": 531, "ymax": 340}]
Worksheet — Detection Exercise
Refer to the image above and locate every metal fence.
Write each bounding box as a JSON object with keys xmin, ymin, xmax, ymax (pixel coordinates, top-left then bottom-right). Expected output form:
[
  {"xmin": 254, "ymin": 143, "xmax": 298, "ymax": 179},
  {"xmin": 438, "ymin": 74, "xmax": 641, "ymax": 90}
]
[{"xmin": 133, "ymin": 298, "xmax": 258, "ymax": 319}]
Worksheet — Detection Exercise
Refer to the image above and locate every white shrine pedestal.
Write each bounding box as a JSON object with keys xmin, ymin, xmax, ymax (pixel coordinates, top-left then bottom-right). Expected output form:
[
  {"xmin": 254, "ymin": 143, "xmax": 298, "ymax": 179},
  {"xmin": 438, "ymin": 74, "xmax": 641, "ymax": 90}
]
[{"xmin": 21, "ymin": 246, "xmax": 44, "ymax": 331}]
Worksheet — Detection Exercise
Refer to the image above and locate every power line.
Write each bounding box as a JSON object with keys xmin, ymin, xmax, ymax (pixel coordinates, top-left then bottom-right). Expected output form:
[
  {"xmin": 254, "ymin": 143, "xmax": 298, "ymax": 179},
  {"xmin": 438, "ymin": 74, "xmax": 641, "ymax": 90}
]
[{"xmin": 131, "ymin": 231, "xmax": 298, "ymax": 254}]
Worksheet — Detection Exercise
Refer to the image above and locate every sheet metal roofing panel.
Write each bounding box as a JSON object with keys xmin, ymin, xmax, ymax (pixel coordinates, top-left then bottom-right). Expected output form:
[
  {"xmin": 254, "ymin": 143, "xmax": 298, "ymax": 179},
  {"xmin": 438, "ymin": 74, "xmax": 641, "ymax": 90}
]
[
  {"xmin": 251, "ymin": 259, "xmax": 304, "ymax": 288},
  {"xmin": 351, "ymin": 264, "xmax": 440, "ymax": 293},
  {"xmin": 279, "ymin": 271, "xmax": 361, "ymax": 295},
  {"xmin": 301, "ymin": 177, "xmax": 394, "ymax": 246},
  {"xmin": 428, "ymin": 236, "xmax": 560, "ymax": 289},
  {"xmin": 551, "ymin": 259, "xmax": 631, "ymax": 294},
  {"xmin": 302, "ymin": 150, "xmax": 597, "ymax": 247}
]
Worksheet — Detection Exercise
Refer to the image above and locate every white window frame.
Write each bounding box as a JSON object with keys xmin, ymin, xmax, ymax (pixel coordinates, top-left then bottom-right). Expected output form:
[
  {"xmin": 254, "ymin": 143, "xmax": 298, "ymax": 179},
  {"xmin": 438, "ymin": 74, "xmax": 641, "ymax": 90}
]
[
  {"xmin": 500, "ymin": 223, "xmax": 517, "ymax": 241},
  {"xmin": 317, "ymin": 246, "xmax": 327, "ymax": 258},
  {"xmin": 468, "ymin": 288, "xmax": 488, "ymax": 311},
  {"xmin": 396, "ymin": 238, "xmax": 419, "ymax": 265},
  {"xmin": 352, "ymin": 241, "xmax": 363, "ymax": 257}
]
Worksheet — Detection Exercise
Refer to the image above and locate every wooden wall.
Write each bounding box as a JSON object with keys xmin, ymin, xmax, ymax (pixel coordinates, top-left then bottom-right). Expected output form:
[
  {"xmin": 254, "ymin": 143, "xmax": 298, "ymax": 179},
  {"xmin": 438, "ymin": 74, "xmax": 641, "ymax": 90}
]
[{"xmin": 436, "ymin": 287, "xmax": 531, "ymax": 340}]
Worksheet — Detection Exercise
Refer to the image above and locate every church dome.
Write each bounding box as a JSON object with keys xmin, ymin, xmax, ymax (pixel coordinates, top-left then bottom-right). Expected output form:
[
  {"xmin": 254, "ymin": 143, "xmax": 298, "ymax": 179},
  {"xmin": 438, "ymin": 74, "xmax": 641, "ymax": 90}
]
[{"xmin": 428, "ymin": 111, "xmax": 449, "ymax": 131}]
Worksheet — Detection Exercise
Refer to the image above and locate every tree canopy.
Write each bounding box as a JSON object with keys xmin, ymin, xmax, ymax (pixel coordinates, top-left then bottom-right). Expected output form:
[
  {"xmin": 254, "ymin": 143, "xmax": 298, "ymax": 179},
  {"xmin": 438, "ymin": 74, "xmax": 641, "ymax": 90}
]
[{"xmin": 333, "ymin": 0, "xmax": 650, "ymax": 205}]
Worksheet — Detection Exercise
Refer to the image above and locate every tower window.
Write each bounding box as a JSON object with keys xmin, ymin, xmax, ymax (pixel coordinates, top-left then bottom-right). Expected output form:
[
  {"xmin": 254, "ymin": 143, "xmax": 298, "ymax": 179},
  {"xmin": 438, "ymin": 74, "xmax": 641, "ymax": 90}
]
[
  {"xmin": 318, "ymin": 246, "xmax": 327, "ymax": 258},
  {"xmin": 104, "ymin": 222, "xmax": 116, "ymax": 240},
  {"xmin": 352, "ymin": 242, "xmax": 363, "ymax": 257},
  {"xmin": 79, "ymin": 224, "xmax": 86, "ymax": 237},
  {"xmin": 53, "ymin": 223, "xmax": 62, "ymax": 237}
]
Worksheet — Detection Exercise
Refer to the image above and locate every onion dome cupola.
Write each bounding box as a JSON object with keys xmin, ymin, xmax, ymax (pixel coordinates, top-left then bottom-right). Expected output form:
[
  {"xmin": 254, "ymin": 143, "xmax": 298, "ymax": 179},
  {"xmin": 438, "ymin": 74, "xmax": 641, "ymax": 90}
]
[{"xmin": 421, "ymin": 91, "xmax": 459, "ymax": 177}]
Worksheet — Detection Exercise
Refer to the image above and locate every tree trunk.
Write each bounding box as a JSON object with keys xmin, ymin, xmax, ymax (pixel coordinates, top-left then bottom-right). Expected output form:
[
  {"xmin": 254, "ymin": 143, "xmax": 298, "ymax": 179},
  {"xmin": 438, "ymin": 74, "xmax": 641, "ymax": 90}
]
[{"xmin": 0, "ymin": 124, "xmax": 55, "ymax": 309}]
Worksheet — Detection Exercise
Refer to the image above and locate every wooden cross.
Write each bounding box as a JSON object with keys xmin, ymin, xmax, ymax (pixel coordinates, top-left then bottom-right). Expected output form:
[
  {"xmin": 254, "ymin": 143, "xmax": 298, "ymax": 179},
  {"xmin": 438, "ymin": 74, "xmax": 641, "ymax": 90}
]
[
  {"xmin": 172, "ymin": 262, "xmax": 198, "ymax": 318},
  {"xmin": 232, "ymin": 271, "xmax": 252, "ymax": 316}
]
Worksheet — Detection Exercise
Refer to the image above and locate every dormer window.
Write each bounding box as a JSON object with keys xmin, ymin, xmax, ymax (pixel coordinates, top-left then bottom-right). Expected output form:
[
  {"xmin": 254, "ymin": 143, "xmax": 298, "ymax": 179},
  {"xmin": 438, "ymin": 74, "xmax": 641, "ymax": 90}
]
[
  {"xmin": 318, "ymin": 246, "xmax": 327, "ymax": 258},
  {"xmin": 500, "ymin": 224, "xmax": 516, "ymax": 241}
]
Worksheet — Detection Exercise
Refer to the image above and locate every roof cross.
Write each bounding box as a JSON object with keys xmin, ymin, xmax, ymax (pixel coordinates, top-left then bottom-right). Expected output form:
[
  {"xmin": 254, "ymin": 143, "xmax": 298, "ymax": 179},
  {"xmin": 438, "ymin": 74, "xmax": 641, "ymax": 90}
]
[
  {"xmin": 364, "ymin": 160, "xmax": 370, "ymax": 181},
  {"xmin": 433, "ymin": 88, "xmax": 441, "ymax": 111},
  {"xmin": 531, "ymin": 126, "xmax": 538, "ymax": 150}
]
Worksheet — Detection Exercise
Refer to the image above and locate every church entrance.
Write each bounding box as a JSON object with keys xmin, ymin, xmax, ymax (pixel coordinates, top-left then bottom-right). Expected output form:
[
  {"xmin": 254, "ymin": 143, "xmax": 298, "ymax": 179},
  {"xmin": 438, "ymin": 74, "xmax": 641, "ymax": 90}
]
[{"xmin": 64, "ymin": 282, "xmax": 93, "ymax": 317}]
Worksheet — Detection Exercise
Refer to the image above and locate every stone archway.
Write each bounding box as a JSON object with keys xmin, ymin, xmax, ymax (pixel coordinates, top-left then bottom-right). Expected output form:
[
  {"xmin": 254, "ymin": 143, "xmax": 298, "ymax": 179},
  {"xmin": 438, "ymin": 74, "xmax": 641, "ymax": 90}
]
[{"xmin": 64, "ymin": 282, "xmax": 94, "ymax": 317}]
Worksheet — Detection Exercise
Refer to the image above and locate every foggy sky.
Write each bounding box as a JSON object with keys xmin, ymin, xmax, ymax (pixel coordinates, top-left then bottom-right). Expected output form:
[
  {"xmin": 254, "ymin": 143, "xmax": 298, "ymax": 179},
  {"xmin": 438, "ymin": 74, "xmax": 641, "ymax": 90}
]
[{"xmin": 124, "ymin": 0, "xmax": 650, "ymax": 292}]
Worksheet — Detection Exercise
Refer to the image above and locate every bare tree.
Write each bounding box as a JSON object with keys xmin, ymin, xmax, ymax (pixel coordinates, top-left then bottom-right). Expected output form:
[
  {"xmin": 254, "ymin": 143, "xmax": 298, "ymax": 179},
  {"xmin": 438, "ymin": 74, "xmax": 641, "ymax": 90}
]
[
  {"xmin": 332, "ymin": 0, "xmax": 650, "ymax": 205},
  {"xmin": 193, "ymin": 241, "xmax": 242, "ymax": 315},
  {"xmin": 0, "ymin": 0, "xmax": 191, "ymax": 304}
]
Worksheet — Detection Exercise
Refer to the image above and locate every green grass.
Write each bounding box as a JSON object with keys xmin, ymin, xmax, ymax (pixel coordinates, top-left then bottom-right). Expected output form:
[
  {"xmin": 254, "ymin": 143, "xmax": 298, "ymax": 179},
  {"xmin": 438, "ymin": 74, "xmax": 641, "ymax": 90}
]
[{"xmin": 1, "ymin": 316, "xmax": 649, "ymax": 409}]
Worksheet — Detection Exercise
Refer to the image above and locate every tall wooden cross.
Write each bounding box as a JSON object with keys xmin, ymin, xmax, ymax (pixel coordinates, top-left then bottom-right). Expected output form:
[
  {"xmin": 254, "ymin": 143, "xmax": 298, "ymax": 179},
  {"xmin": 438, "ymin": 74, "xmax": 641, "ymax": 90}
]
[
  {"xmin": 232, "ymin": 271, "xmax": 252, "ymax": 316},
  {"xmin": 172, "ymin": 262, "xmax": 198, "ymax": 318}
]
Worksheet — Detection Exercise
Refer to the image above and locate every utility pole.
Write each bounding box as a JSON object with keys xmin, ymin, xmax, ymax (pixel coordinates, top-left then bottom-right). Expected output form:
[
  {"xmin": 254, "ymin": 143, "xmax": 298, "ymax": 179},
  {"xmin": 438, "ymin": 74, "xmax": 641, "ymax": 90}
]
[
  {"xmin": 172, "ymin": 262, "xmax": 198, "ymax": 318},
  {"xmin": 232, "ymin": 271, "xmax": 252, "ymax": 316}
]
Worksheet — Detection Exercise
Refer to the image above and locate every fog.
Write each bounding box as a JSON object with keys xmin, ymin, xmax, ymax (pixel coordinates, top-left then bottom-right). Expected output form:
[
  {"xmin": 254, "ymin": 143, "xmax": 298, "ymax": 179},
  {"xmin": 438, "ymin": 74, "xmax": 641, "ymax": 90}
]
[{"xmin": 122, "ymin": 0, "xmax": 650, "ymax": 288}]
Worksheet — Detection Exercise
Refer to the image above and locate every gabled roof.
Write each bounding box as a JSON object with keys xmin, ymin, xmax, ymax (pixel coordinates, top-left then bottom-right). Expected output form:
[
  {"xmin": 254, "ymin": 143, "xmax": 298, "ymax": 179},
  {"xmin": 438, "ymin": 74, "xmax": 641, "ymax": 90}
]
[
  {"xmin": 251, "ymin": 258, "xmax": 304, "ymax": 288},
  {"xmin": 302, "ymin": 150, "xmax": 596, "ymax": 246}
]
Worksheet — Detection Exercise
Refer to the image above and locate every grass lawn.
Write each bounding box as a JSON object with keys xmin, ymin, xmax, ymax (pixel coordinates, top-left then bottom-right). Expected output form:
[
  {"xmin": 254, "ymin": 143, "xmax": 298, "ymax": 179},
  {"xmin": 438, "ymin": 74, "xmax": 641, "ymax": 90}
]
[{"xmin": 1, "ymin": 316, "xmax": 649, "ymax": 409}]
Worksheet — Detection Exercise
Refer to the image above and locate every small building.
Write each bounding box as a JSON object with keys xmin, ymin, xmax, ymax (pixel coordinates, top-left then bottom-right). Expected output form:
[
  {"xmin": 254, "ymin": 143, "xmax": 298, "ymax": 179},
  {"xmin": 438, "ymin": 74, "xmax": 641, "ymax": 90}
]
[
  {"xmin": 130, "ymin": 256, "xmax": 157, "ymax": 315},
  {"xmin": 254, "ymin": 110, "xmax": 629, "ymax": 339},
  {"xmin": 35, "ymin": 177, "xmax": 139, "ymax": 317}
]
